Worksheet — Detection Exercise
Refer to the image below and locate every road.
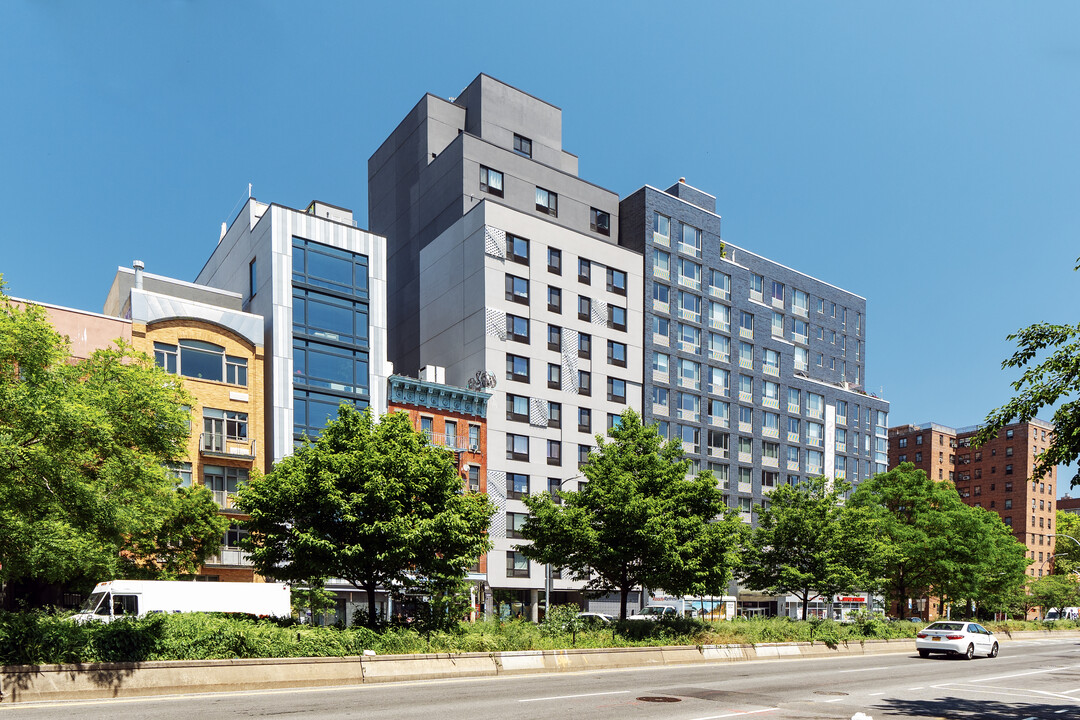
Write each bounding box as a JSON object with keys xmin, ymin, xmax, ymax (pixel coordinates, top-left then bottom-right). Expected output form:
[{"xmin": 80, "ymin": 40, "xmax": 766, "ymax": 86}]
[{"xmin": 3, "ymin": 637, "xmax": 1080, "ymax": 719}]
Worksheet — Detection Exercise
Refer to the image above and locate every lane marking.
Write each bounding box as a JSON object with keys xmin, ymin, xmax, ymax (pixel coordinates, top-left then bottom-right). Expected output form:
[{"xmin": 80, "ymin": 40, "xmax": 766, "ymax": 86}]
[
  {"xmin": 822, "ymin": 697, "xmax": 845, "ymax": 703},
  {"xmin": 519, "ymin": 690, "xmax": 630, "ymax": 702},
  {"xmin": 836, "ymin": 666, "xmax": 890, "ymax": 673},
  {"xmin": 968, "ymin": 663, "xmax": 1080, "ymax": 683},
  {"xmin": 685, "ymin": 708, "xmax": 778, "ymax": 720},
  {"xmin": 867, "ymin": 692, "xmax": 885, "ymax": 696},
  {"xmin": 908, "ymin": 686, "xmax": 925, "ymax": 690}
]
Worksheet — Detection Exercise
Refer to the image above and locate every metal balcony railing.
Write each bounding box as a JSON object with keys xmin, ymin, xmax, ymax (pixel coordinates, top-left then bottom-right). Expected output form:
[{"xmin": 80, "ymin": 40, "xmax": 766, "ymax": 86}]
[{"xmin": 200, "ymin": 434, "xmax": 256, "ymax": 458}]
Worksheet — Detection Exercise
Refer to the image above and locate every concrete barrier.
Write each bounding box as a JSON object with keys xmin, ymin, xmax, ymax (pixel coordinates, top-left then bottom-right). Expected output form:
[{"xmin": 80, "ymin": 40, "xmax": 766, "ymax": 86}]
[{"xmin": 3, "ymin": 630, "xmax": 1079, "ymax": 704}]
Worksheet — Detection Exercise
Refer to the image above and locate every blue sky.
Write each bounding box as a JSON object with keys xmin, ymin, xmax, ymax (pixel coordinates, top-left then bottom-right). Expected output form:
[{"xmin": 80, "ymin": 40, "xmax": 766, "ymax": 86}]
[{"xmin": 2, "ymin": 2, "xmax": 1078, "ymax": 486}]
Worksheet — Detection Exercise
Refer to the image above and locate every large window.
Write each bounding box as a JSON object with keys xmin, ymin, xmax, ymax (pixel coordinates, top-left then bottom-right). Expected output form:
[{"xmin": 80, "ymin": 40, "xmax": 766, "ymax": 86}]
[
  {"xmin": 506, "ymin": 354, "xmax": 530, "ymax": 383},
  {"xmin": 506, "ymin": 434, "xmax": 530, "ymax": 461},
  {"xmin": 293, "ymin": 339, "xmax": 368, "ymax": 394},
  {"xmin": 535, "ymin": 187, "xmax": 558, "ymax": 216},
  {"xmin": 506, "ymin": 314, "xmax": 530, "ymax": 343},
  {"xmin": 155, "ymin": 340, "xmax": 248, "ymax": 386},
  {"xmin": 681, "ymin": 223, "xmax": 701, "ymax": 257},
  {"xmin": 292, "ymin": 238, "xmax": 368, "ymax": 296},
  {"xmin": 203, "ymin": 465, "xmax": 248, "ymax": 508},
  {"xmin": 607, "ymin": 268, "xmax": 627, "ymax": 295},
  {"xmin": 505, "ymin": 275, "xmax": 529, "ymax": 304},
  {"xmin": 506, "ymin": 472, "xmax": 529, "ymax": 499},
  {"xmin": 292, "ymin": 290, "xmax": 368, "ymax": 345},
  {"xmin": 480, "ymin": 166, "xmax": 504, "ymax": 197},
  {"xmin": 506, "ymin": 551, "xmax": 530, "ymax": 578}
]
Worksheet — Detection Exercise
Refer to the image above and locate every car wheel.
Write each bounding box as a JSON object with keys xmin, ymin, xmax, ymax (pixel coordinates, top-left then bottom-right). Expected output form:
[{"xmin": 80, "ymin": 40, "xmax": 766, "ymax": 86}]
[
  {"xmin": 964, "ymin": 644, "xmax": 974, "ymax": 660},
  {"xmin": 988, "ymin": 642, "xmax": 998, "ymax": 658},
  {"xmin": 918, "ymin": 649, "xmax": 930, "ymax": 658}
]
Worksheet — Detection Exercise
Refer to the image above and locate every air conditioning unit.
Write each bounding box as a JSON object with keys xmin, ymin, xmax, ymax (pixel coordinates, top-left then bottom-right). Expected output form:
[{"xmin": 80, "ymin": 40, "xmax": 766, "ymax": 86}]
[{"xmin": 469, "ymin": 442, "xmax": 480, "ymax": 453}]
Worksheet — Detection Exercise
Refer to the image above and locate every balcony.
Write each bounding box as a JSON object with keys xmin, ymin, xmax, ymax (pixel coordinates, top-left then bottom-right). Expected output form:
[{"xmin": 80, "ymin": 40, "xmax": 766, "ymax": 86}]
[
  {"xmin": 807, "ymin": 408, "xmax": 823, "ymax": 420},
  {"xmin": 836, "ymin": 442, "xmax": 847, "ymax": 453},
  {"xmin": 211, "ymin": 490, "xmax": 240, "ymax": 511},
  {"xmin": 652, "ymin": 401, "xmax": 669, "ymax": 416},
  {"xmin": 677, "ymin": 242, "xmax": 701, "ymax": 259},
  {"xmin": 709, "ymin": 318, "xmax": 730, "ymax": 333},
  {"xmin": 200, "ymin": 434, "xmax": 256, "ymax": 460},
  {"xmin": 424, "ymin": 431, "xmax": 477, "ymax": 453},
  {"xmin": 807, "ymin": 463, "xmax": 824, "ymax": 475},
  {"xmin": 709, "ymin": 415, "xmax": 729, "ymax": 429},
  {"xmin": 652, "ymin": 300, "xmax": 669, "ymax": 314},
  {"xmin": 678, "ymin": 275, "xmax": 701, "ymax": 292},
  {"xmin": 739, "ymin": 357, "xmax": 753, "ymax": 370},
  {"xmin": 682, "ymin": 440, "xmax": 698, "ymax": 455},
  {"xmin": 678, "ymin": 339, "xmax": 699, "ymax": 354},
  {"xmin": 204, "ymin": 548, "xmax": 253, "ymax": 567},
  {"xmin": 708, "ymin": 349, "xmax": 729, "ymax": 363},
  {"xmin": 738, "ymin": 481, "xmax": 753, "ymax": 494},
  {"xmin": 793, "ymin": 305, "xmax": 808, "ymax": 318}
]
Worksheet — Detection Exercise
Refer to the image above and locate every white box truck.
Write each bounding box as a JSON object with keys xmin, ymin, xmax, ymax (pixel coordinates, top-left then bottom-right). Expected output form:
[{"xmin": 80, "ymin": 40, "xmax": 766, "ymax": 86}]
[{"xmin": 71, "ymin": 580, "xmax": 291, "ymax": 622}]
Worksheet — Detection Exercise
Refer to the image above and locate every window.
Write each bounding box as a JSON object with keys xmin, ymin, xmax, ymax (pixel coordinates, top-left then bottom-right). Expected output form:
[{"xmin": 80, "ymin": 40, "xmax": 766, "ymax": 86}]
[
  {"xmin": 654, "ymin": 212, "xmax": 670, "ymax": 242},
  {"xmin": 547, "ymin": 286, "xmax": 561, "ymax": 313},
  {"xmin": 608, "ymin": 377, "xmax": 627, "ymax": 403},
  {"xmin": 771, "ymin": 280, "xmax": 785, "ymax": 305},
  {"xmin": 578, "ymin": 444, "xmax": 591, "ymax": 467},
  {"xmin": 469, "ymin": 424, "xmax": 481, "ymax": 450},
  {"xmin": 607, "ymin": 268, "xmax": 627, "ymax": 295},
  {"xmin": 591, "ymin": 208, "xmax": 611, "ymax": 235},
  {"xmin": 1005, "ymin": 464, "xmax": 1013, "ymax": 475},
  {"xmin": 899, "ymin": 437, "xmax": 908, "ymax": 448},
  {"xmin": 793, "ymin": 346, "xmax": 808, "ymax": 371},
  {"xmin": 536, "ymin": 187, "xmax": 557, "ymax": 216},
  {"xmin": 547, "ymin": 439, "xmax": 562, "ymax": 466},
  {"xmin": 547, "ymin": 324, "xmax": 562, "ymax": 351},
  {"xmin": 506, "ymin": 314, "xmax": 529, "ymax": 343},
  {"xmin": 156, "ymin": 340, "xmax": 248, "ymax": 386},
  {"xmin": 1006, "ymin": 428, "xmax": 1014, "ymax": 439},
  {"xmin": 506, "ymin": 394, "xmax": 529, "ymax": 422},
  {"xmin": 679, "ymin": 323, "xmax": 701, "ymax": 353},
  {"xmin": 680, "ymin": 223, "xmax": 701, "ymax": 257},
  {"xmin": 653, "ymin": 248, "xmax": 670, "ymax": 279},
  {"xmin": 653, "ymin": 283, "xmax": 670, "ymax": 309},
  {"xmin": 548, "ymin": 248, "xmax": 562, "ymax": 274},
  {"xmin": 578, "ymin": 407, "xmax": 591, "ymax": 433},
  {"xmin": 915, "ymin": 452, "xmax": 922, "ymax": 462},
  {"xmin": 548, "ymin": 402, "xmax": 561, "ymax": 429},
  {"xmin": 792, "ymin": 289, "xmax": 808, "ymax": 315},
  {"xmin": 709, "ymin": 269, "xmax": 730, "ymax": 300},
  {"xmin": 740, "ymin": 311, "xmax": 754, "ymax": 335},
  {"xmin": 578, "ymin": 370, "xmax": 591, "ymax": 396},
  {"xmin": 608, "ymin": 340, "xmax": 627, "ymax": 367},
  {"xmin": 547, "ymin": 363, "xmax": 560, "ymax": 389},
  {"xmin": 653, "ymin": 352, "xmax": 669, "ymax": 375},
  {"xmin": 479, "ymin": 166, "xmax": 504, "ymax": 197},
  {"xmin": 506, "ymin": 234, "xmax": 529, "ymax": 265},
  {"xmin": 763, "ymin": 348, "xmax": 780, "ymax": 374},
  {"xmin": 709, "ymin": 333, "xmax": 730, "ymax": 362},
  {"xmin": 505, "ymin": 354, "xmax": 529, "ymax": 383},
  {"xmin": 578, "ymin": 332, "xmax": 591, "ymax": 359},
  {"xmin": 578, "ymin": 258, "xmax": 591, "ymax": 284},
  {"xmin": 506, "ymin": 551, "xmax": 530, "ymax": 578},
  {"xmin": 248, "ymin": 258, "xmax": 257, "ymax": 299},
  {"xmin": 709, "ymin": 367, "xmax": 729, "ymax": 395},
  {"xmin": 739, "ymin": 406, "xmax": 753, "ymax": 428},
  {"xmin": 203, "ymin": 465, "xmax": 248, "ymax": 507},
  {"xmin": 467, "ymin": 465, "xmax": 480, "ymax": 492},
  {"xmin": 578, "ymin": 295, "xmax": 592, "ymax": 320},
  {"xmin": 507, "ymin": 512, "xmax": 528, "ymax": 539},
  {"xmin": 739, "ymin": 341, "xmax": 754, "ymax": 368},
  {"xmin": 771, "ymin": 311, "xmax": 784, "ymax": 338},
  {"xmin": 788, "ymin": 387, "xmax": 801, "ymax": 412},
  {"xmin": 505, "ymin": 274, "xmax": 529, "ymax": 304},
  {"xmin": 916, "ymin": 435, "xmax": 923, "ymax": 445},
  {"xmin": 548, "ymin": 477, "xmax": 564, "ymax": 504},
  {"xmin": 506, "ymin": 435, "xmax": 529, "ymax": 461},
  {"xmin": 1006, "ymin": 446, "xmax": 1013, "ymax": 457},
  {"xmin": 166, "ymin": 462, "xmax": 193, "ymax": 488},
  {"xmin": 609, "ymin": 305, "xmax": 627, "ymax": 331},
  {"xmin": 513, "ymin": 133, "xmax": 532, "ymax": 157},
  {"xmin": 678, "ymin": 258, "xmax": 701, "ymax": 288},
  {"xmin": 750, "ymin": 274, "xmax": 764, "ymax": 301}
]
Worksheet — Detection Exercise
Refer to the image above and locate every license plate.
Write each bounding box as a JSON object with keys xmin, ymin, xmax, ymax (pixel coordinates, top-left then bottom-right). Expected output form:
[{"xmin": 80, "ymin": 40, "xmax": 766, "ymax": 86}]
[{"xmin": 932, "ymin": 637, "xmax": 941, "ymax": 641}]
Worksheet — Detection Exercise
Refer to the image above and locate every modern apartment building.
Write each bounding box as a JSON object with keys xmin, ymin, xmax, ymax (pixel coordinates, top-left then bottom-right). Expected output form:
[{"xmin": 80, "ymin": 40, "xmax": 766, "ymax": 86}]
[
  {"xmin": 620, "ymin": 181, "xmax": 890, "ymax": 616},
  {"xmin": 195, "ymin": 199, "xmax": 392, "ymax": 466},
  {"xmin": 889, "ymin": 419, "xmax": 1058, "ymax": 580},
  {"xmin": 369, "ymin": 74, "xmax": 644, "ymax": 619}
]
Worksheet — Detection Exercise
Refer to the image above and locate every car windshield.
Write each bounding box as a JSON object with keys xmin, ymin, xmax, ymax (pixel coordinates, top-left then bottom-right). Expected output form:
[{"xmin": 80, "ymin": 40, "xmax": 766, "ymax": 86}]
[
  {"xmin": 926, "ymin": 622, "xmax": 965, "ymax": 631},
  {"xmin": 79, "ymin": 592, "xmax": 107, "ymax": 615},
  {"xmin": 639, "ymin": 607, "xmax": 666, "ymax": 616}
]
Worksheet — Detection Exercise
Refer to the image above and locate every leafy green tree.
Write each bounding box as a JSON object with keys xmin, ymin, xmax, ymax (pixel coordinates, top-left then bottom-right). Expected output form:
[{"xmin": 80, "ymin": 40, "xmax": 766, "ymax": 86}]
[
  {"xmin": 0, "ymin": 284, "xmax": 228, "ymax": 607},
  {"xmin": 940, "ymin": 505, "xmax": 1029, "ymax": 618},
  {"xmin": 1052, "ymin": 512, "xmax": 1080, "ymax": 576},
  {"xmin": 236, "ymin": 407, "xmax": 494, "ymax": 628},
  {"xmin": 973, "ymin": 259, "xmax": 1080, "ymax": 486},
  {"xmin": 519, "ymin": 408, "xmax": 743, "ymax": 621},
  {"xmin": 849, "ymin": 463, "xmax": 968, "ymax": 616},
  {"xmin": 741, "ymin": 476, "xmax": 886, "ymax": 620},
  {"xmin": 1029, "ymin": 573, "xmax": 1080, "ymax": 617}
]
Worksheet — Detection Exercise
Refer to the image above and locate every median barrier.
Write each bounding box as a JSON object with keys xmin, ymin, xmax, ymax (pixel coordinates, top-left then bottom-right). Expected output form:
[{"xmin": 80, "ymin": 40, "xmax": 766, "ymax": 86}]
[{"xmin": 4, "ymin": 630, "xmax": 1080, "ymax": 704}]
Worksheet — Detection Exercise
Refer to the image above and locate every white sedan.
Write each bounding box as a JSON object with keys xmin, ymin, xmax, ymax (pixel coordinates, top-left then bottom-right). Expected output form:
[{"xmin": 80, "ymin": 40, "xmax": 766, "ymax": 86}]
[{"xmin": 916, "ymin": 621, "xmax": 999, "ymax": 659}]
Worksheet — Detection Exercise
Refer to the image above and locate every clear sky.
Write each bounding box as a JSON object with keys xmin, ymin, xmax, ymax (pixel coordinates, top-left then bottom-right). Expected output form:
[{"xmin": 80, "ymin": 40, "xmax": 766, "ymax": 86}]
[{"xmin": 2, "ymin": 2, "xmax": 1078, "ymax": 487}]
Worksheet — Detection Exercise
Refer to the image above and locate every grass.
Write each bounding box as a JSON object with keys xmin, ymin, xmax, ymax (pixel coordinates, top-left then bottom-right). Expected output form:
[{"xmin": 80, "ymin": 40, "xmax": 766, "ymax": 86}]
[{"xmin": 0, "ymin": 611, "xmax": 1074, "ymax": 666}]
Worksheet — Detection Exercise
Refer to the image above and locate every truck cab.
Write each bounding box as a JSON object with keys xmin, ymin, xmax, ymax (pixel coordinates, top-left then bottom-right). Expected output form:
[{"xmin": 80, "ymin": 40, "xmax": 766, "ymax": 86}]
[
  {"xmin": 74, "ymin": 589, "xmax": 140, "ymax": 622},
  {"xmin": 628, "ymin": 604, "xmax": 679, "ymax": 621}
]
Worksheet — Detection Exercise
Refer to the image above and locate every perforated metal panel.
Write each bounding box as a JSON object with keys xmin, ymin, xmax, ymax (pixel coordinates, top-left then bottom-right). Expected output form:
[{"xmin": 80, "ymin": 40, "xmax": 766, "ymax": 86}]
[
  {"xmin": 561, "ymin": 328, "xmax": 579, "ymax": 393},
  {"xmin": 488, "ymin": 470, "xmax": 506, "ymax": 538},
  {"xmin": 484, "ymin": 226, "xmax": 506, "ymax": 259},
  {"xmin": 592, "ymin": 299, "xmax": 608, "ymax": 326},
  {"xmin": 485, "ymin": 308, "xmax": 507, "ymax": 340},
  {"xmin": 529, "ymin": 398, "xmax": 548, "ymax": 427}
]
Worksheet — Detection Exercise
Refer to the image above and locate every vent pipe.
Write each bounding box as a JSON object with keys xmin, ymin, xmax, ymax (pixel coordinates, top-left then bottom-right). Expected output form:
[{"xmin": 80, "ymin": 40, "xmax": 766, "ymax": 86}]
[{"xmin": 133, "ymin": 260, "xmax": 145, "ymax": 289}]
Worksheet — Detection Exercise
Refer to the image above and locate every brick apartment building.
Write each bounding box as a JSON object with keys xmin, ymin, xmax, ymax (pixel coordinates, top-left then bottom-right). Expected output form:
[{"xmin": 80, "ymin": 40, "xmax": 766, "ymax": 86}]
[{"xmin": 889, "ymin": 419, "xmax": 1057, "ymax": 582}]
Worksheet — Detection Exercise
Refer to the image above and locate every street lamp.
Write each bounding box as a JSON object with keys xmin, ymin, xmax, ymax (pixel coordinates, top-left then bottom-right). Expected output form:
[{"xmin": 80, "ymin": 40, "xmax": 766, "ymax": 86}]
[{"xmin": 544, "ymin": 475, "xmax": 583, "ymax": 619}]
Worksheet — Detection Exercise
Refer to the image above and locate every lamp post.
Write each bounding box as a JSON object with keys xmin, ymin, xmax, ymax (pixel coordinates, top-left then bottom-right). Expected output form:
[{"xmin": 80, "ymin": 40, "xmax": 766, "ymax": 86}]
[{"xmin": 543, "ymin": 475, "xmax": 583, "ymax": 620}]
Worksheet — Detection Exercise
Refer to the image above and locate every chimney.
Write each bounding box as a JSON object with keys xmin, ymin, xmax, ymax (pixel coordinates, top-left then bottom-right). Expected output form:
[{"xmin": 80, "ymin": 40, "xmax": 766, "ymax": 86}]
[{"xmin": 133, "ymin": 260, "xmax": 145, "ymax": 289}]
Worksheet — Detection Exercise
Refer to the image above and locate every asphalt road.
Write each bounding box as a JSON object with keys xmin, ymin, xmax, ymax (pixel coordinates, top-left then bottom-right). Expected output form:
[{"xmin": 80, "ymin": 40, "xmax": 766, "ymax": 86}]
[{"xmin": 4, "ymin": 637, "xmax": 1080, "ymax": 719}]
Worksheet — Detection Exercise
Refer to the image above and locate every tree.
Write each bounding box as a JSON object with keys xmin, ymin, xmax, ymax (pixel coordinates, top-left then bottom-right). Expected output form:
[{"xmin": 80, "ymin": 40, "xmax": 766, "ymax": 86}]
[
  {"xmin": 519, "ymin": 408, "xmax": 743, "ymax": 621},
  {"xmin": 0, "ymin": 284, "xmax": 227, "ymax": 606},
  {"xmin": 939, "ymin": 505, "xmax": 1029, "ymax": 619},
  {"xmin": 741, "ymin": 476, "xmax": 886, "ymax": 620},
  {"xmin": 973, "ymin": 260, "xmax": 1080, "ymax": 486},
  {"xmin": 1052, "ymin": 512, "xmax": 1080, "ymax": 576},
  {"xmin": 1029, "ymin": 574, "xmax": 1080, "ymax": 617},
  {"xmin": 235, "ymin": 406, "xmax": 494, "ymax": 628}
]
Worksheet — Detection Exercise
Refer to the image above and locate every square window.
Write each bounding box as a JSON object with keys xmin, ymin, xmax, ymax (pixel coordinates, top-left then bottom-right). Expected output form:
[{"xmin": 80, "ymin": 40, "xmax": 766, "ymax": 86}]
[
  {"xmin": 591, "ymin": 208, "xmax": 611, "ymax": 235},
  {"xmin": 506, "ymin": 314, "xmax": 530, "ymax": 343},
  {"xmin": 608, "ymin": 305, "xmax": 627, "ymax": 332},
  {"xmin": 606, "ymin": 268, "xmax": 627, "ymax": 295},
  {"xmin": 608, "ymin": 340, "xmax": 627, "ymax": 367},
  {"xmin": 506, "ymin": 434, "xmax": 529, "ymax": 461},
  {"xmin": 607, "ymin": 377, "xmax": 626, "ymax": 403},
  {"xmin": 513, "ymin": 133, "xmax": 532, "ymax": 158},
  {"xmin": 506, "ymin": 394, "xmax": 529, "ymax": 422},
  {"xmin": 505, "ymin": 274, "xmax": 529, "ymax": 304},
  {"xmin": 547, "ymin": 248, "xmax": 562, "ymax": 274},
  {"xmin": 480, "ymin": 166, "xmax": 504, "ymax": 197},
  {"xmin": 536, "ymin": 187, "xmax": 558, "ymax": 217},
  {"xmin": 506, "ymin": 512, "xmax": 528, "ymax": 539},
  {"xmin": 505, "ymin": 354, "xmax": 529, "ymax": 383},
  {"xmin": 506, "ymin": 550, "xmax": 530, "ymax": 578},
  {"xmin": 507, "ymin": 235, "xmax": 529, "ymax": 265}
]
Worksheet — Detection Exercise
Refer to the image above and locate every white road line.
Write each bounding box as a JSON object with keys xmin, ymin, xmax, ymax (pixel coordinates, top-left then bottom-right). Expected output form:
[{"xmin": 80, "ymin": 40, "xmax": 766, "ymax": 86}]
[
  {"xmin": 519, "ymin": 690, "xmax": 630, "ymax": 702},
  {"xmin": 836, "ymin": 666, "xmax": 890, "ymax": 673},
  {"xmin": 968, "ymin": 663, "xmax": 1080, "ymax": 683},
  {"xmin": 1056, "ymin": 710, "xmax": 1069, "ymax": 714},
  {"xmin": 1061, "ymin": 688, "xmax": 1080, "ymax": 694},
  {"xmin": 908, "ymin": 686, "xmax": 925, "ymax": 690},
  {"xmin": 867, "ymin": 692, "xmax": 885, "ymax": 696},
  {"xmin": 822, "ymin": 697, "xmax": 845, "ymax": 703},
  {"xmin": 685, "ymin": 708, "xmax": 778, "ymax": 720},
  {"xmin": 935, "ymin": 686, "xmax": 1080, "ymax": 703}
]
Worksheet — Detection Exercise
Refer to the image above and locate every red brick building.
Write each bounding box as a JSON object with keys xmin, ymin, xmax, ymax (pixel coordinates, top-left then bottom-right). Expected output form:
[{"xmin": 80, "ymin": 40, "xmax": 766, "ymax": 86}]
[
  {"xmin": 889, "ymin": 419, "xmax": 1057, "ymax": 617},
  {"xmin": 387, "ymin": 367, "xmax": 491, "ymax": 612}
]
